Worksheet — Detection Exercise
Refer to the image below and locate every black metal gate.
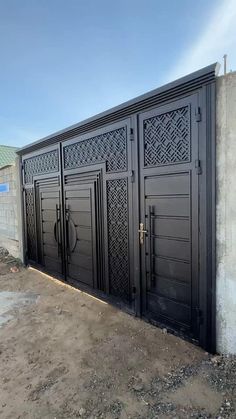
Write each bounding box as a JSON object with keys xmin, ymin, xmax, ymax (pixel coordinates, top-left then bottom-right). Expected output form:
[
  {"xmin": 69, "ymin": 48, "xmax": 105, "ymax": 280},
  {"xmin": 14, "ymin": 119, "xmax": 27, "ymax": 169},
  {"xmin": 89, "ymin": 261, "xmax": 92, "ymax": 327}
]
[
  {"xmin": 139, "ymin": 95, "xmax": 200, "ymax": 339},
  {"xmin": 20, "ymin": 64, "xmax": 218, "ymax": 351}
]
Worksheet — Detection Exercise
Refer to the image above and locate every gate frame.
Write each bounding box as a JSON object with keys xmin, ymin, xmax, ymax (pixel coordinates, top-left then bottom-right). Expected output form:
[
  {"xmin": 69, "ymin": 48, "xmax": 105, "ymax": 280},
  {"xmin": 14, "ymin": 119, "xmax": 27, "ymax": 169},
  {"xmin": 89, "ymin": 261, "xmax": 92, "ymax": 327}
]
[{"xmin": 17, "ymin": 63, "xmax": 219, "ymax": 353}]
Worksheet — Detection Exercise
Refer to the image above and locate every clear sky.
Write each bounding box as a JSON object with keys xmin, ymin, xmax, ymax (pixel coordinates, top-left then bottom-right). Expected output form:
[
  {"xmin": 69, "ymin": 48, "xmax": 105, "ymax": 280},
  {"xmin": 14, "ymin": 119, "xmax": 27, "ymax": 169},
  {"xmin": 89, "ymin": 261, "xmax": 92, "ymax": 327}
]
[{"xmin": 1, "ymin": 0, "xmax": 236, "ymax": 147}]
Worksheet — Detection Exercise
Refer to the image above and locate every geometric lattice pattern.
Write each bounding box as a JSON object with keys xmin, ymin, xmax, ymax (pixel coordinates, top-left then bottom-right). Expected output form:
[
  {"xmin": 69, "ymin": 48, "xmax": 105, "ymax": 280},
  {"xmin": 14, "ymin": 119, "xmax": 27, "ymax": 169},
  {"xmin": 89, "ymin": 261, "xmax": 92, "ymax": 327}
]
[
  {"xmin": 24, "ymin": 149, "xmax": 59, "ymax": 184},
  {"xmin": 63, "ymin": 127, "xmax": 127, "ymax": 172},
  {"xmin": 144, "ymin": 106, "xmax": 190, "ymax": 167},
  {"xmin": 107, "ymin": 178, "xmax": 130, "ymax": 301},
  {"xmin": 25, "ymin": 188, "xmax": 36, "ymax": 261}
]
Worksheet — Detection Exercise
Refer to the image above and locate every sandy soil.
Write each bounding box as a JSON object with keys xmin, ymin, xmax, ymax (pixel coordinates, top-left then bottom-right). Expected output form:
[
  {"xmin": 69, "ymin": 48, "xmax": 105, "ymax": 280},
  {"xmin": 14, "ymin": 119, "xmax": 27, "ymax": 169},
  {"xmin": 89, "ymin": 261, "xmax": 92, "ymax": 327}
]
[{"xmin": 0, "ymin": 261, "xmax": 235, "ymax": 419}]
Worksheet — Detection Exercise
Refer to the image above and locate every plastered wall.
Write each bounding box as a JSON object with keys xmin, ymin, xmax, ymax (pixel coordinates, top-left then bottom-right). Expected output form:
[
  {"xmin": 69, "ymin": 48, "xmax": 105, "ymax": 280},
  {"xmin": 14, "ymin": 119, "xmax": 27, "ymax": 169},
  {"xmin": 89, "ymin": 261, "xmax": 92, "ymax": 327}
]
[{"xmin": 216, "ymin": 71, "xmax": 236, "ymax": 354}]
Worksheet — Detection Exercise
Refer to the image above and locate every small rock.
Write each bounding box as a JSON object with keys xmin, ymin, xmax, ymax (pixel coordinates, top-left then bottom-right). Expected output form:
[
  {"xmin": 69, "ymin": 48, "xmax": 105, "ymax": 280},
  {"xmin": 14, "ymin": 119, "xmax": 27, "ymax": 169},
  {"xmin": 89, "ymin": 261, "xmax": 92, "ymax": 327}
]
[
  {"xmin": 132, "ymin": 382, "xmax": 143, "ymax": 391},
  {"xmin": 79, "ymin": 407, "xmax": 86, "ymax": 416},
  {"xmin": 10, "ymin": 266, "xmax": 19, "ymax": 273},
  {"xmin": 162, "ymin": 328, "xmax": 168, "ymax": 334},
  {"xmin": 211, "ymin": 355, "xmax": 220, "ymax": 364}
]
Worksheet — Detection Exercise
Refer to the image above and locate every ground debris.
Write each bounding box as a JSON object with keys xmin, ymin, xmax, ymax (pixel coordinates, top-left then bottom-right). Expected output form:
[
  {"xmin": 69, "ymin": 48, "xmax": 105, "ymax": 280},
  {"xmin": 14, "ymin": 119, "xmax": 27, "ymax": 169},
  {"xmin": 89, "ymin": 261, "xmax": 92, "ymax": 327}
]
[
  {"xmin": 0, "ymin": 259, "xmax": 236, "ymax": 419},
  {"xmin": 0, "ymin": 246, "xmax": 23, "ymax": 271},
  {"xmin": 10, "ymin": 266, "xmax": 19, "ymax": 273},
  {"xmin": 208, "ymin": 355, "xmax": 236, "ymax": 392}
]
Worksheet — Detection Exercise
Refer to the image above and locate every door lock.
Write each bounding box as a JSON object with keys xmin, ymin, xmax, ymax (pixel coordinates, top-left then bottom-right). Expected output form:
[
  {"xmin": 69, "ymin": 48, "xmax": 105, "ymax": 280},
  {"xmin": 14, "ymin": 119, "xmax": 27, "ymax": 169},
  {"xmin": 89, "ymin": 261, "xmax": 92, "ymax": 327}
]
[{"xmin": 138, "ymin": 223, "xmax": 147, "ymax": 245}]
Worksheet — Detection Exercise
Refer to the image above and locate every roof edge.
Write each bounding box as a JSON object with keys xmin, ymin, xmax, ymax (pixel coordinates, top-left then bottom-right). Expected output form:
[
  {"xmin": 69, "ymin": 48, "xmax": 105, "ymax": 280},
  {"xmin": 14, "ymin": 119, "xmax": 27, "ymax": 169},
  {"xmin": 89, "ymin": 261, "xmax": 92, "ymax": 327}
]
[{"xmin": 17, "ymin": 62, "xmax": 220, "ymax": 156}]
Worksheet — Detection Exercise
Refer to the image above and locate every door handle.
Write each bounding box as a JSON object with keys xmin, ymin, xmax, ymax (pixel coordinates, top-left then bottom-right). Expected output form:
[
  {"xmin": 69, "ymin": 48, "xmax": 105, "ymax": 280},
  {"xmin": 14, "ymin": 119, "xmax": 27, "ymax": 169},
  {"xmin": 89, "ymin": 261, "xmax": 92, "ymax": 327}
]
[
  {"xmin": 65, "ymin": 206, "xmax": 77, "ymax": 260},
  {"xmin": 148, "ymin": 205, "xmax": 155, "ymax": 287},
  {"xmin": 138, "ymin": 223, "xmax": 147, "ymax": 245},
  {"xmin": 65, "ymin": 206, "xmax": 71, "ymax": 261},
  {"xmin": 54, "ymin": 204, "xmax": 61, "ymax": 257}
]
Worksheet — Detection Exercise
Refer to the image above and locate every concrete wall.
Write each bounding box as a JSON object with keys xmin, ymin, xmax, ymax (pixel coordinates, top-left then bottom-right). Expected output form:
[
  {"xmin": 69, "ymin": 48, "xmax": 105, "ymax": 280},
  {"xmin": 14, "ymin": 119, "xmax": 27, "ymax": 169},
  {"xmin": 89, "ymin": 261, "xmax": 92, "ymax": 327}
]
[
  {"xmin": 0, "ymin": 164, "xmax": 20, "ymax": 258},
  {"xmin": 216, "ymin": 72, "xmax": 236, "ymax": 354}
]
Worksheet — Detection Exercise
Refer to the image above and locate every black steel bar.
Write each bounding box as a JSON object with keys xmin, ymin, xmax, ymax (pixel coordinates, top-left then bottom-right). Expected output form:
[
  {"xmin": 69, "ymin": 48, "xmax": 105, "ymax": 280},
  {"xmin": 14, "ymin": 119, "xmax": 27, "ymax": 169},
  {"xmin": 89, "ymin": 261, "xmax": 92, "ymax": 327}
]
[
  {"xmin": 148, "ymin": 205, "xmax": 155, "ymax": 288},
  {"xmin": 65, "ymin": 205, "xmax": 71, "ymax": 263}
]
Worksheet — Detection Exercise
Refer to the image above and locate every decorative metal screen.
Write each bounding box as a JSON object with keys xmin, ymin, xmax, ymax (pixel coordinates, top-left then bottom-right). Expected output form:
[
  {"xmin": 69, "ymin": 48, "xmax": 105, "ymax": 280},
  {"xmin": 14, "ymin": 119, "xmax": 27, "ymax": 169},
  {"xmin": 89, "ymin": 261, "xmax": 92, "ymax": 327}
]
[
  {"xmin": 63, "ymin": 127, "xmax": 127, "ymax": 172},
  {"xmin": 24, "ymin": 149, "xmax": 59, "ymax": 184},
  {"xmin": 107, "ymin": 178, "xmax": 129, "ymax": 300},
  {"xmin": 25, "ymin": 188, "xmax": 36, "ymax": 261},
  {"xmin": 144, "ymin": 106, "xmax": 190, "ymax": 167}
]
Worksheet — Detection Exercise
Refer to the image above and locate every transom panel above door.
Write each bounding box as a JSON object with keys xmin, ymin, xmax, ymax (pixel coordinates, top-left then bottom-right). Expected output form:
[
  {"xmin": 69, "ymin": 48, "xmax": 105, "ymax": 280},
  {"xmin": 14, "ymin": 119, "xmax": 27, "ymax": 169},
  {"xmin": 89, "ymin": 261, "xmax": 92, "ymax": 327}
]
[{"xmin": 138, "ymin": 95, "xmax": 200, "ymax": 340}]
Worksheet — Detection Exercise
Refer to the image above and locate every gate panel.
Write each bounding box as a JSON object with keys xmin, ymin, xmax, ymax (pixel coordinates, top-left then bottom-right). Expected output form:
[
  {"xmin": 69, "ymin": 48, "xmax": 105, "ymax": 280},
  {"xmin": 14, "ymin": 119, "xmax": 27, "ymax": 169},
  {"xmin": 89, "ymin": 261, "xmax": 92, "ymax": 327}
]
[
  {"xmin": 106, "ymin": 178, "xmax": 129, "ymax": 301},
  {"xmin": 22, "ymin": 146, "xmax": 61, "ymax": 265},
  {"xmin": 64, "ymin": 176, "xmax": 98, "ymax": 288},
  {"xmin": 62, "ymin": 120, "xmax": 134, "ymax": 305},
  {"xmin": 139, "ymin": 95, "xmax": 199, "ymax": 339},
  {"xmin": 24, "ymin": 187, "xmax": 37, "ymax": 262},
  {"xmin": 35, "ymin": 177, "xmax": 62, "ymax": 276}
]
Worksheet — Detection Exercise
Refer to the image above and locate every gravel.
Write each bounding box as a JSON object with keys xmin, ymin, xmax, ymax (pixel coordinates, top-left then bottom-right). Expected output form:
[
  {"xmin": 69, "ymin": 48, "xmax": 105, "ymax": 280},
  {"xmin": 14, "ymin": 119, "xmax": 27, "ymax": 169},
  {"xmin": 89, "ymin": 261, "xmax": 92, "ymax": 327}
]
[
  {"xmin": 129, "ymin": 356, "xmax": 236, "ymax": 418},
  {"xmin": 208, "ymin": 355, "xmax": 236, "ymax": 393},
  {"xmin": 0, "ymin": 246, "xmax": 23, "ymax": 268}
]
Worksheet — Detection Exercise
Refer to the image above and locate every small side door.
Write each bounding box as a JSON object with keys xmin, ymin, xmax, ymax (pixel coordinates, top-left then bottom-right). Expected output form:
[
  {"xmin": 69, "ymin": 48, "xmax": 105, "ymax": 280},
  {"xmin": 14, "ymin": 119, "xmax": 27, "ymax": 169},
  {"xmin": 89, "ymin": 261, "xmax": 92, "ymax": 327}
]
[
  {"xmin": 138, "ymin": 94, "xmax": 200, "ymax": 340},
  {"xmin": 63, "ymin": 173, "xmax": 100, "ymax": 289},
  {"xmin": 35, "ymin": 177, "xmax": 63, "ymax": 276}
]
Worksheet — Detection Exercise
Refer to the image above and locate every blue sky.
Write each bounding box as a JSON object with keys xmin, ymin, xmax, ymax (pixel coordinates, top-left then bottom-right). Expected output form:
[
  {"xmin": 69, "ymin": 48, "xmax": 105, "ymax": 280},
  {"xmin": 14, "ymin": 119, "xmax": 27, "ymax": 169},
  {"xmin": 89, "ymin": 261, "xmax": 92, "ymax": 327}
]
[{"xmin": 1, "ymin": 0, "xmax": 235, "ymax": 147}]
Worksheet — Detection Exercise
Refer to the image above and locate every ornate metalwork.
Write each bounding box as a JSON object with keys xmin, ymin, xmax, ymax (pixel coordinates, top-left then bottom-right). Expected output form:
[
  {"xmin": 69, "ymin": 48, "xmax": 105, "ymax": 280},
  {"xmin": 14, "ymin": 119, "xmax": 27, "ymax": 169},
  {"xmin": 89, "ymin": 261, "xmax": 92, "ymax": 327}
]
[
  {"xmin": 107, "ymin": 178, "xmax": 129, "ymax": 300},
  {"xmin": 144, "ymin": 106, "xmax": 190, "ymax": 166},
  {"xmin": 25, "ymin": 188, "xmax": 36, "ymax": 261},
  {"xmin": 24, "ymin": 149, "xmax": 59, "ymax": 184},
  {"xmin": 63, "ymin": 127, "xmax": 127, "ymax": 172}
]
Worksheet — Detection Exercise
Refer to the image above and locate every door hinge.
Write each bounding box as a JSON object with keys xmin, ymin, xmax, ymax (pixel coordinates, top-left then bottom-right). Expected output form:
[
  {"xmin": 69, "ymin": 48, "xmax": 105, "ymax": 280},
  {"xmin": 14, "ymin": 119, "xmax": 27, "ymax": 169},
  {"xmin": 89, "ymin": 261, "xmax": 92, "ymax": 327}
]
[
  {"xmin": 21, "ymin": 162, "xmax": 24, "ymax": 171},
  {"xmin": 129, "ymin": 170, "xmax": 135, "ymax": 183},
  {"xmin": 195, "ymin": 159, "xmax": 202, "ymax": 175},
  {"xmin": 195, "ymin": 107, "xmax": 201, "ymax": 122},
  {"xmin": 21, "ymin": 186, "xmax": 24, "ymax": 192},
  {"xmin": 129, "ymin": 128, "xmax": 134, "ymax": 141}
]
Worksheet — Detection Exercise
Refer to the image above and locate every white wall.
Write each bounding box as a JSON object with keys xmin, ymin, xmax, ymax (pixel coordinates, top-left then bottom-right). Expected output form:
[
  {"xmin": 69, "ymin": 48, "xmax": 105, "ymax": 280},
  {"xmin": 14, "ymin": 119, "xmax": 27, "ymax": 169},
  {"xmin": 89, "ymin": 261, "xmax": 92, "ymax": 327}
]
[{"xmin": 216, "ymin": 72, "xmax": 236, "ymax": 354}]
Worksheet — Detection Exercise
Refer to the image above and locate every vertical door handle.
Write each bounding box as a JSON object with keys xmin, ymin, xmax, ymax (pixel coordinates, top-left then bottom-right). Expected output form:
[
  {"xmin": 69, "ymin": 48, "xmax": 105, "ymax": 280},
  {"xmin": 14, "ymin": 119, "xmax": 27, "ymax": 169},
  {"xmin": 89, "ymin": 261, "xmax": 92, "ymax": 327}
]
[
  {"xmin": 65, "ymin": 206, "xmax": 77, "ymax": 260},
  {"xmin": 57, "ymin": 204, "xmax": 61, "ymax": 257},
  {"xmin": 148, "ymin": 205, "xmax": 155, "ymax": 287},
  {"xmin": 54, "ymin": 204, "xmax": 61, "ymax": 257},
  {"xmin": 65, "ymin": 205, "xmax": 71, "ymax": 261}
]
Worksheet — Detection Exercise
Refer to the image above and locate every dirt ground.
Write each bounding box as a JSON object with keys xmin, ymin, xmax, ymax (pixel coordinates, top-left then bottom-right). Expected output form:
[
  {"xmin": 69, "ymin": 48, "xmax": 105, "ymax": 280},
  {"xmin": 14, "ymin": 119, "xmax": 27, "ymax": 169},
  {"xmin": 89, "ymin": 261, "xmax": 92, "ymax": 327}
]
[{"xmin": 0, "ymin": 256, "xmax": 235, "ymax": 419}]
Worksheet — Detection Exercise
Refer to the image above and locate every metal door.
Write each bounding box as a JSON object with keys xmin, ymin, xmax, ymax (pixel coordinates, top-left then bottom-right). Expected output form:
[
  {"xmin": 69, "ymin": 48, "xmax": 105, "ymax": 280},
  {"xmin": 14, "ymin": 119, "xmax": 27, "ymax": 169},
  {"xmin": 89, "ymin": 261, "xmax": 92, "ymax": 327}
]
[
  {"xmin": 138, "ymin": 95, "xmax": 200, "ymax": 339},
  {"xmin": 22, "ymin": 145, "xmax": 61, "ymax": 267},
  {"xmin": 35, "ymin": 177, "xmax": 62, "ymax": 276},
  {"xmin": 61, "ymin": 120, "xmax": 135, "ymax": 306},
  {"xmin": 63, "ymin": 171, "xmax": 101, "ymax": 288}
]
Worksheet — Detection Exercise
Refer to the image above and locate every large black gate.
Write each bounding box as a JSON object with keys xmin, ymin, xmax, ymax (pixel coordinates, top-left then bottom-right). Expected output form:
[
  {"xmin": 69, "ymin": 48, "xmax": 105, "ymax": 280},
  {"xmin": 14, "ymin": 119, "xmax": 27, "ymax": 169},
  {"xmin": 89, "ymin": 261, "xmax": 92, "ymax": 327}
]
[{"xmin": 19, "ymin": 64, "xmax": 218, "ymax": 351}]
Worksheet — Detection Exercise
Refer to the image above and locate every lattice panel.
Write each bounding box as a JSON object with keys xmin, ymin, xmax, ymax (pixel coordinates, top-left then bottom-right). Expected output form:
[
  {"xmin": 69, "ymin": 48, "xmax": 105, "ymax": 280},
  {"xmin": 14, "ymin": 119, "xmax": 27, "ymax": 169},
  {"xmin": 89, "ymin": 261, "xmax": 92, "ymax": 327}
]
[
  {"xmin": 144, "ymin": 106, "xmax": 190, "ymax": 166},
  {"xmin": 107, "ymin": 178, "xmax": 130, "ymax": 301},
  {"xmin": 25, "ymin": 188, "xmax": 36, "ymax": 261},
  {"xmin": 24, "ymin": 149, "xmax": 59, "ymax": 184},
  {"xmin": 63, "ymin": 127, "xmax": 127, "ymax": 172}
]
